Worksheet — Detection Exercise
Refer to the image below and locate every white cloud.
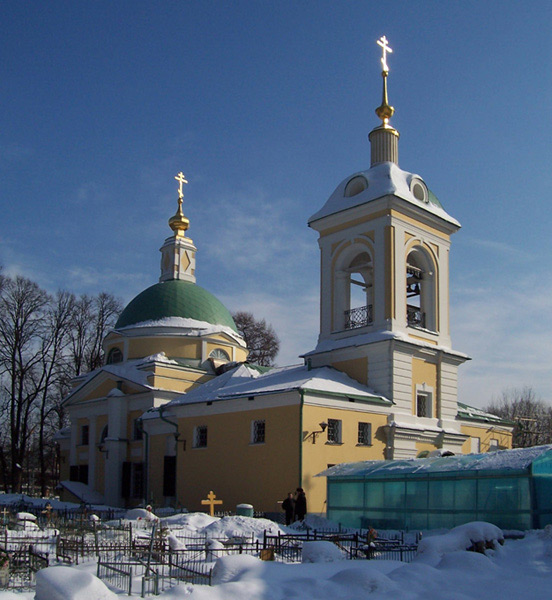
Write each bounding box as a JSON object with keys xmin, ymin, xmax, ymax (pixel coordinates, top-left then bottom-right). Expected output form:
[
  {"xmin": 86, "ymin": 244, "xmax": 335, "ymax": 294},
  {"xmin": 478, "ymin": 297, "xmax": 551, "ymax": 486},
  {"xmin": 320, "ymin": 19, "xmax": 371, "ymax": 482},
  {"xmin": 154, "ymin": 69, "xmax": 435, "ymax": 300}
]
[
  {"xmin": 220, "ymin": 287, "xmax": 320, "ymax": 366},
  {"xmin": 452, "ymin": 272, "xmax": 552, "ymax": 407}
]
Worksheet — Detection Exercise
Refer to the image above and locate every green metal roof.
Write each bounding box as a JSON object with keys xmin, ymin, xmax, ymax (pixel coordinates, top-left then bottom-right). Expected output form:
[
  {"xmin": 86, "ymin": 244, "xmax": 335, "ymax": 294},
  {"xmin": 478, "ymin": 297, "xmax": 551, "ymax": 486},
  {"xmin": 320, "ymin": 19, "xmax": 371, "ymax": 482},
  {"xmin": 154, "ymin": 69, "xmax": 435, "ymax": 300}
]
[
  {"xmin": 320, "ymin": 445, "xmax": 552, "ymax": 480},
  {"xmin": 457, "ymin": 402, "xmax": 514, "ymax": 426},
  {"xmin": 115, "ymin": 279, "xmax": 237, "ymax": 331}
]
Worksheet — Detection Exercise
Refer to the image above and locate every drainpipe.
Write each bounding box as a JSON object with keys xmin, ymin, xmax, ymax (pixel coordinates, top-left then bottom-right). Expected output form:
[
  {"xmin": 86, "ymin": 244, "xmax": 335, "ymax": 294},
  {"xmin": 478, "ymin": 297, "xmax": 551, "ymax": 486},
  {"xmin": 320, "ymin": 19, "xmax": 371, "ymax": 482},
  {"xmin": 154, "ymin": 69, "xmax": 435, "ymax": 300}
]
[
  {"xmin": 135, "ymin": 417, "xmax": 149, "ymax": 506},
  {"xmin": 299, "ymin": 390, "xmax": 304, "ymax": 490},
  {"xmin": 158, "ymin": 405, "xmax": 180, "ymax": 506},
  {"xmin": 158, "ymin": 405, "xmax": 180, "ymax": 442}
]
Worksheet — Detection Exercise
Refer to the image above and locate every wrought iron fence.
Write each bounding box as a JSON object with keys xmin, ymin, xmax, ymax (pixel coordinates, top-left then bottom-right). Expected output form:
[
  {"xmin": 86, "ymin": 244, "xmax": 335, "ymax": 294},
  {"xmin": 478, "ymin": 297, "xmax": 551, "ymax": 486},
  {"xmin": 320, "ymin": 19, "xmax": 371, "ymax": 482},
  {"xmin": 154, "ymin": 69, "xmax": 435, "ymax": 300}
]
[
  {"xmin": 344, "ymin": 304, "xmax": 373, "ymax": 329},
  {"xmin": 407, "ymin": 305, "xmax": 425, "ymax": 328}
]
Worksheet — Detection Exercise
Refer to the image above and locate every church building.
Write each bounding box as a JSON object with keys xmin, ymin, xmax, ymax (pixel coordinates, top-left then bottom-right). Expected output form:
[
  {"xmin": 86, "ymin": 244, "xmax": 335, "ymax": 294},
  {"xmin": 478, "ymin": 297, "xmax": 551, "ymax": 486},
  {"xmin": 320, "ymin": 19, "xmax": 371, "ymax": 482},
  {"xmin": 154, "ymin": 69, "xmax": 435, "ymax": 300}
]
[{"xmin": 58, "ymin": 39, "xmax": 512, "ymax": 515}]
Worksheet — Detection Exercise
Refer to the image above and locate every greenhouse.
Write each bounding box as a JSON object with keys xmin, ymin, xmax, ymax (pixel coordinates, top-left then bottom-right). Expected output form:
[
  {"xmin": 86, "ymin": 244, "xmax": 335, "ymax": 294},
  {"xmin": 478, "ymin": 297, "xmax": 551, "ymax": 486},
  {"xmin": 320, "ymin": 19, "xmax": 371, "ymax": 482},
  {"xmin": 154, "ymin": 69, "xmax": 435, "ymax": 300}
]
[{"xmin": 321, "ymin": 445, "xmax": 552, "ymax": 531}]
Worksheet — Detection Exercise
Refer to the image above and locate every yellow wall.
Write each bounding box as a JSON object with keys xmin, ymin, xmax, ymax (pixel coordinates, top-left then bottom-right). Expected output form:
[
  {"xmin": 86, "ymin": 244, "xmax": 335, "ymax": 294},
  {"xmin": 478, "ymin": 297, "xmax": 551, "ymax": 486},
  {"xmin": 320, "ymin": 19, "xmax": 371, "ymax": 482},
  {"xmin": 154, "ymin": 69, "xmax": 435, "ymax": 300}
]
[
  {"xmin": 149, "ymin": 405, "xmax": 301, "ymax": 513},
  {"xmin": 411, "ymin": 358, "xmax": 437, "ymax": 416},
  {"xmin": 128, "ymin": 337, "xmax": 201, "ymax": 360},
  {"xmin": 81, "ymin": 380, "xmax": 141, "ymax": 402},
  {"xmin": 415, "ymin": 441, "xmax": 440, "ymax": 454},
  {"xmin": 301, "ymin": 404, "xmax": 388, "ymax": 515},
  {"xmin": 460, "ymin": 423, "xmax": 512, "ymax": 453},
  {"xmin": 148, "ymin": 367, "xmax": 213, "ymax": 393},
  {"xmin": 332, "ymin": 358, "xmax": 368, "ymax": 385}
]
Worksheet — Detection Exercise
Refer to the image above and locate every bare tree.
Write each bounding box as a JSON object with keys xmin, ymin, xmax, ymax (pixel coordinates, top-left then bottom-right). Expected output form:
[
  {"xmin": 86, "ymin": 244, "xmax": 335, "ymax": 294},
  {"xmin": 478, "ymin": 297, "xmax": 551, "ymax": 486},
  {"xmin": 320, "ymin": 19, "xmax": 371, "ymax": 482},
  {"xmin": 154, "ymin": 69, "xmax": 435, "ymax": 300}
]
[
  {"xmin": 233, "ymin": 311, "xmax": 280, "ymax": 367},
  {"xmin": 36, "ymin": 290, "xmax": 75, "ymax": 495},
  {"xmin": 0, "ymin": 276, "xmax": 50, "ymax": 492},
  {"xmin": 485, "ymin": 387, "xmax": 552, "ymax": 448},
  {"xmin": 69, "ymin": 292, "xmax": 123, "ymax": 375}
]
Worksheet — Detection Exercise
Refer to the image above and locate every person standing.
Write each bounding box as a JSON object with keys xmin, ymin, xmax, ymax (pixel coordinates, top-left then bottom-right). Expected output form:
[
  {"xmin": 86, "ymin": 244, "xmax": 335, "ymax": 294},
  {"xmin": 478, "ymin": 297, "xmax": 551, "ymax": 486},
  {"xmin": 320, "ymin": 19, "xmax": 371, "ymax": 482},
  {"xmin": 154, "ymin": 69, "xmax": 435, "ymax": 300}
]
[
  {"xmin": 282, "ymin": 492, "xmax": 295, "ymax": 526},
  {"xmin": 295, "ymin": 487, "xmax": 307, "ymax": 521}
]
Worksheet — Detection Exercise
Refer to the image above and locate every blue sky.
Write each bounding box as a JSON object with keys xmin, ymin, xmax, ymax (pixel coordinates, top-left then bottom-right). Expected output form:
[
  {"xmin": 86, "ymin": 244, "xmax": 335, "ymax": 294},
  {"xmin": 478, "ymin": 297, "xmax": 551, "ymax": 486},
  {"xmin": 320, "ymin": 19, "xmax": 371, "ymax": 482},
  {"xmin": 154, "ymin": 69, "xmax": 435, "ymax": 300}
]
[{"xmin": 1, "ymin": 1, "xmax": 551, "ymax": 407}]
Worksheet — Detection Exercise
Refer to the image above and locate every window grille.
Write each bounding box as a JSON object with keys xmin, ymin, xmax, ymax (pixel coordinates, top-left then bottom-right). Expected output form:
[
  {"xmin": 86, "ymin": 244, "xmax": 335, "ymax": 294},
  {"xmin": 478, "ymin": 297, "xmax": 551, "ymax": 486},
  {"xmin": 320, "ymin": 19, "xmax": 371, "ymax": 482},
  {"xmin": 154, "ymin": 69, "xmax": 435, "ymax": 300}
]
[
  {"xmin": 194, "ymin": 425, "xmax": 208, "ymax": 448},
  {"xmin": 252, "ymin": 420, "xmax": 265, "ymax": 444},
  {"xmin": 327, "ymin": 419, "xmax": 342, "ymax": 444},
  {"xmin": 416, "ymin": 393, "xmax": 432, "ymax": 418},
  {"xmin": 358, "ymin": 422, "xmax": 372, "ymax": 446}
]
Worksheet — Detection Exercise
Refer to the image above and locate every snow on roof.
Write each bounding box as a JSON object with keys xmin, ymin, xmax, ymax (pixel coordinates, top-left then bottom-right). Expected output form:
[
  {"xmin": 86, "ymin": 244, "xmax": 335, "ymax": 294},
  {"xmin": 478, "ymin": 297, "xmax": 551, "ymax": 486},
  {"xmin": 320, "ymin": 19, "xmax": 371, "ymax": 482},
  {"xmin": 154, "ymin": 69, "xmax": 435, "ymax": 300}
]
[
  {"xmin": 318, "ymin": 445, "xmax": 552, "ymax": 479},
  {"xmin": 457, "ymin": 402, "xmax": 512, "ymax": 425},
  {"xmin": 303, "ymin": 329, "xmax": 470, "ymax": 359},
  {"xmin": 308, "ymin": 161, "xmax": 460, "ymax": 228},
  {"xmin": 59, "ymin": 481, "xmax": 105, "ymax": 505},
  {"xmin": 166, "ymin": 363, "xmax": 390, "ymax": 407},
  {"xmin": 116, "ymin": 316, "xmax": 245, "ymax": 346}
]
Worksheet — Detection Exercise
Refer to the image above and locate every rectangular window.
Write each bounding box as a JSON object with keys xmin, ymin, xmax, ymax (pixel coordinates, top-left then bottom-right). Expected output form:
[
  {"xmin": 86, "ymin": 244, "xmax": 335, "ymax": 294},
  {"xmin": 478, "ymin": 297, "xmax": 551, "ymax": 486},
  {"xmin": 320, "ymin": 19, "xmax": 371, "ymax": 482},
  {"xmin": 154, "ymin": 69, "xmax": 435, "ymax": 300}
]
[
  {"xmin": 71, "ymin": 464, "xmax": 89, "ymax": 484},
  {"xmin": 327, "ymin": 419, "xmax": 342, "ymax": 444},
  {"xmin": 194, "ymin": 425, "xmax": 208, "ymax": 448},
  {"xmin": 358, "ymin": 422, "xmax": 372, "ymax": 446},
  {"xmin": 81, "ymin": 425, "xmax": 89, "ymax": 446},
  {"xmin": 163, "ymin": 456, "xmax": 176, "ymax": 497},
  {"xmin": 471, "ymin": 437, "xmax": 481, "ymax": 453},
  {"xmin": 133, "ymin": 419, "xmax": 143, "ymax": 441},
  {"xmin": 416, "ymin": 393, "xmax": 432, "ymax": 418},
  {"xmin": 489, "ymin": 439, "xmax": 499, "ymax": 451},
  {"xmin": 251, "ymin": 420, "xmax": 265, "ymax": 444},
  {"xmin": 131, "ymin": 463, "xmax": 144, "ymax": 499}
]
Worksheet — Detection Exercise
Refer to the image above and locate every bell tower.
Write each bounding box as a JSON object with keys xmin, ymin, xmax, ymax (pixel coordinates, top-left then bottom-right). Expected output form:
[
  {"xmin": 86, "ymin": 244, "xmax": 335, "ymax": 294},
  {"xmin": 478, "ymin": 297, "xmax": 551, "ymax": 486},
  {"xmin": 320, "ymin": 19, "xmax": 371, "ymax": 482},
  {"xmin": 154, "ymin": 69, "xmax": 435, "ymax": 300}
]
[{"xmin": 305, "ymin": 37, "xmax": 469, "ymax": 458}]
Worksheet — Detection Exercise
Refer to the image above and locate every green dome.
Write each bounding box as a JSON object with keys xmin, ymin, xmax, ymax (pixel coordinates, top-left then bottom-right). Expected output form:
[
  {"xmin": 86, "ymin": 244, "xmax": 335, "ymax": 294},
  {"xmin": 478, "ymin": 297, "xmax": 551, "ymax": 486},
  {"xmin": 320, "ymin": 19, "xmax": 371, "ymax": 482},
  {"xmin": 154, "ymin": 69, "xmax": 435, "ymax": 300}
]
[{"xmin": 115, "ymin": 280, "xmax": 237, "ymax": 332}]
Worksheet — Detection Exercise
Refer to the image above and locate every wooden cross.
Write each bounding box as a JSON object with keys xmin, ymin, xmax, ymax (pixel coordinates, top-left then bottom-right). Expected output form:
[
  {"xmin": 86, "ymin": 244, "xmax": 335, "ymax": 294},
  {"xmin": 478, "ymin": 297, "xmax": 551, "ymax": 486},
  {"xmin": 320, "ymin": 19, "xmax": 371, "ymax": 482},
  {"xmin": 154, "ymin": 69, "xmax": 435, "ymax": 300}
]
[
  {"xmin": 201, "ymin": 490, "xmax": 222, "ymax": 516},
  {"xmin": 377, "ymin": 35, "xmax": 393, "ymax": 72},
  {"xmin": 175, "ymin": 172, "xmax": 188, "ymax": 200},
  {"xmin": 1, "ymin": 508, "xmax": 9, "ymax": 526}
]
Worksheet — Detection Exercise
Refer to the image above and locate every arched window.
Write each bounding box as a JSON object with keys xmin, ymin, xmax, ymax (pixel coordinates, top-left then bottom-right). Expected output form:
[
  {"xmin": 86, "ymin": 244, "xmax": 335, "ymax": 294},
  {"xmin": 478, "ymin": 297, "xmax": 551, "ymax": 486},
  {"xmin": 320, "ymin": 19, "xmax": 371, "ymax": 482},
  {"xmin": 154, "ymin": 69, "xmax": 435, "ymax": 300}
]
[
  {"xmin": 106, "ymin": 348, "xmax": 123, "ymax": 365},
  {"xmin": 406, "ymin": 246, "xmax": 437, "ymax": 331},
  {"xmin": 209, "ymin": 348, "xmax": 230, "ymax": 361}
]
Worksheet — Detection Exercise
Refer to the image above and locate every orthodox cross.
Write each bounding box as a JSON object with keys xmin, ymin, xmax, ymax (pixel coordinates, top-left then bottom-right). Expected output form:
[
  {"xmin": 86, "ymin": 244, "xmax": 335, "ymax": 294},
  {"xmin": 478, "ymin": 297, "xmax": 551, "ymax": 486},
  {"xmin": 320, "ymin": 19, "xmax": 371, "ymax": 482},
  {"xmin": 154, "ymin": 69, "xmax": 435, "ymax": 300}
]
[
  {"xmin": 1, "ymin": 507, "xmax": 9, "ymax": 525},
  {"xmin": 377, "ymin": 35, "xmax": 393, "ymax": 72},
  {"xmin": 42, "ymin": 503, "xmax": 53, "ymax": 524},
  {"xmin": 201, "ymin": 490, "xmax": 223, "ymax": 516},
  {"xmin": 175, "ymin": 172, "xmax": 188, "ymax": 201}
]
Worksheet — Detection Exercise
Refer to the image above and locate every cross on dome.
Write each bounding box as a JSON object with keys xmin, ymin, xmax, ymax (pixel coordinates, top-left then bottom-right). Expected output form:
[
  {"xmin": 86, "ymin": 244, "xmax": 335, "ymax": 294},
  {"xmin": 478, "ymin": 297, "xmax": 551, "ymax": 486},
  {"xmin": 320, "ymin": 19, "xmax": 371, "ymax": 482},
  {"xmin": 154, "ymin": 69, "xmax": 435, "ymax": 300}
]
[
  {"xmin": 377, "ymin": 35, "xmax": 393, "ymax": 73},
  {"xmin": 175, "ymin": 171, "xmax": 188, "ymax": 200}
]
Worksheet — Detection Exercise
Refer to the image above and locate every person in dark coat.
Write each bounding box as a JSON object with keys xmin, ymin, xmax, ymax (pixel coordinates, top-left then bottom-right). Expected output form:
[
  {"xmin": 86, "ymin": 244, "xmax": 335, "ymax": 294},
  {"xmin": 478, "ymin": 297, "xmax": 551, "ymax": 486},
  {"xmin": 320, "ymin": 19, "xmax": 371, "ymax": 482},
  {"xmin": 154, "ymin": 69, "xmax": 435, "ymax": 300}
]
[
  {"xmin": 282, "ymin": 492, "xmax": 295, "ymax": 525},
  {"xmin": 295, "ymin": 487, "xmax": 307, "ymax": 521}
]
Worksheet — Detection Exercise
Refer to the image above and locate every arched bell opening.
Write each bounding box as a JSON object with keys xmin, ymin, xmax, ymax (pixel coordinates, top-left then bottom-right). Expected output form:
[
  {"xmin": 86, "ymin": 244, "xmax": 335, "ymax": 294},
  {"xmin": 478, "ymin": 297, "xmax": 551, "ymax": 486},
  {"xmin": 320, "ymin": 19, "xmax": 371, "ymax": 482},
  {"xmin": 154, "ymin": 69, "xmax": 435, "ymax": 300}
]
[
  {"xmin": 406, "ymin": 246, "xmax": 437, "ymax": 332},
  {"xmin": 335, "ymin": 250, "xmax": 374, "ymax": 330}
]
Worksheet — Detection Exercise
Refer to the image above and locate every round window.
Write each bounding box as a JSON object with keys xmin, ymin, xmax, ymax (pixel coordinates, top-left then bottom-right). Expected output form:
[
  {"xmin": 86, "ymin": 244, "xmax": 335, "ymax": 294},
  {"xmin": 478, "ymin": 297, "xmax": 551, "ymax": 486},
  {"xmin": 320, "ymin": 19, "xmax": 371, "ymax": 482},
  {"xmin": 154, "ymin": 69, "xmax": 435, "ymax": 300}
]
[
  {"xmin": 344, "ymin": 176, "xmax": 368, "ymax": 198},
  {"xmin": 410, "ymin": 179, "xmax": 428, "ymax": 203}
]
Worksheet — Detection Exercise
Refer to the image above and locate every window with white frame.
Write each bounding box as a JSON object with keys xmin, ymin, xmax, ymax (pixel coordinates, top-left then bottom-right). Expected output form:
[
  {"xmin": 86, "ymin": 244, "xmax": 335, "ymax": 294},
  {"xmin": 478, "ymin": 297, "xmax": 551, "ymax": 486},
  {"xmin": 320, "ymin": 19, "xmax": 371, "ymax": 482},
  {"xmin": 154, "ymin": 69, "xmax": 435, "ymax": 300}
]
[
  {"xmin": 471, "ymin": 437, "xmax": 481, "ymax": 453},
  {"xmin": 251, "ymin": 420, "xmax": 265, "ymax": 444},
  {"xmin": 357, "ymin": 422, "xmax": 372, "ymax": 446},
  {"xmin": 327, "ymin": 419, "xmax": 342, "ymax": 444},
  {"xmin": 194, "ymin": 425, "xmax": 208, "ymax": 448},
  {"xmin": 416, "ymin": 392, "xmax": 432, "ymax": 418}
]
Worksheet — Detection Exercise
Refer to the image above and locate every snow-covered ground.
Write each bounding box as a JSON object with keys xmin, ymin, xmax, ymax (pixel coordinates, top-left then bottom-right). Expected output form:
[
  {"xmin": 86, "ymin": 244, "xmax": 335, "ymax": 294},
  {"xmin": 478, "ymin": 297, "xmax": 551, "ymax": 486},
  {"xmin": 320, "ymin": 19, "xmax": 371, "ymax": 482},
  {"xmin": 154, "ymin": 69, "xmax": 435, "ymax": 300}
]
[{"xmin": 2, "ymin": 511, "xmax": 552, "ymax": 599}]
